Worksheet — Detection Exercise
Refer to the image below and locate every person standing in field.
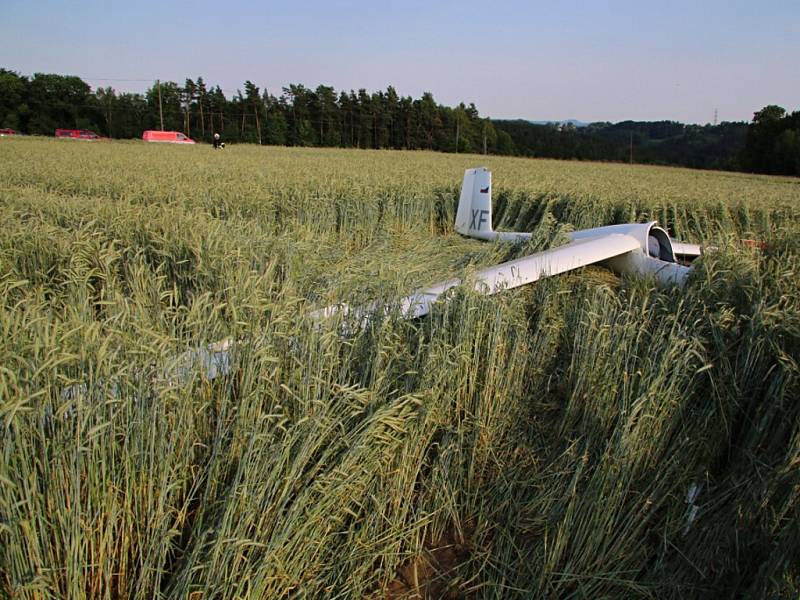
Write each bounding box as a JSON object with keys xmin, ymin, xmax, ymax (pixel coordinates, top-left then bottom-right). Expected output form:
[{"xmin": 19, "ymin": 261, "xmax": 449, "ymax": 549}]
[{"xmin": 213, "ymin": 132, "xmax": 224, "ymax": 149}]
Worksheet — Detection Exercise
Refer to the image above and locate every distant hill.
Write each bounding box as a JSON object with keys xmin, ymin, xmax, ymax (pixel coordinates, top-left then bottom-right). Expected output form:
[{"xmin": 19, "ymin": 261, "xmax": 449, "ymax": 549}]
[
  {"xmin": 492, "ymin": 118, "xmax": 749, "ymax": 171},
  {"xmin": 528, "ymin": 119, "xmax": 590, "ymax": 128}
]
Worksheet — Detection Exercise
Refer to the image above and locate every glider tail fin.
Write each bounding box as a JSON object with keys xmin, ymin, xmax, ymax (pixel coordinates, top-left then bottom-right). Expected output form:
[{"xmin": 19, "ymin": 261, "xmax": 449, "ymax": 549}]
[{"xmin": 455, "ymin": 167, "xmax": 493, "ymax": 237}]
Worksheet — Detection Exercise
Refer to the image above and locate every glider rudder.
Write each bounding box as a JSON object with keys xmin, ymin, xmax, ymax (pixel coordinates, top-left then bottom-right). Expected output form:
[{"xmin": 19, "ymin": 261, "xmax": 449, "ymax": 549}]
[{"xmin": 455, "ymin": 167, "xmax": 493, "ymax": 238}]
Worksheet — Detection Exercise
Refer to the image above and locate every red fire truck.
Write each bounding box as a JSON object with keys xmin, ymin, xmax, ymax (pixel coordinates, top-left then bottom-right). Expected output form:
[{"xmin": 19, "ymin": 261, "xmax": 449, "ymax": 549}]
[{"xmin": 55, "ymin": 129, "xmax": 103, "ymax": 140}]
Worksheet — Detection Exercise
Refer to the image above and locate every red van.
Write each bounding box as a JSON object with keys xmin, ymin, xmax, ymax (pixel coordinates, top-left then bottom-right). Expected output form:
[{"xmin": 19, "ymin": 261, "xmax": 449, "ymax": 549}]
[
  {"xmin": 55, "ymin": 129, "xmax": 101, "ymax": 140},
  {"xmin": 0, "ymin": 128, "xmax": 18, "ymax": 136},
  {"xmin": 142, "ymin": 130, "xmax": 196, "ymax": 144}
]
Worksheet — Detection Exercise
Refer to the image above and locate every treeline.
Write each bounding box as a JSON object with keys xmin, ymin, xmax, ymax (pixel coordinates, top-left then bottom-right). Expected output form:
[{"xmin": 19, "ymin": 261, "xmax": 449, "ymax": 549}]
[
  {"xmin": 740, "ymin": 105, "xmax": 800, "ymax": 176},
  {"xmin": 493, "ymin": 120, "xmax": 752, "ymax": 172},
  {"xmin": 493, "ymin": 111, "xmax": 799, "ymax": 175},
  {"xmin": 0, "ymin": 69, "xmax": 500, "ymax": 153},
  {"xmin": 1, "ymin": 69, "xmax": 798, "ymax": 176}
]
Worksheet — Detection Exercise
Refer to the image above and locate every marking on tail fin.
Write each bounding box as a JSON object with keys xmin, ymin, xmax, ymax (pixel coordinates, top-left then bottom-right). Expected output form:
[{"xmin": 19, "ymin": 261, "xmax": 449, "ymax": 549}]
[{"xmin": 470, "ymin": 209, "xmax": 489, "ymax": 230}]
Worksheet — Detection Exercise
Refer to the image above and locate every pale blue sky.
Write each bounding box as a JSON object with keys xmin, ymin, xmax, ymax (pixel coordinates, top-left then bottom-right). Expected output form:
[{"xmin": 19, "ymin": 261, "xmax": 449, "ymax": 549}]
[{"xmin": 2, "ymin": 0, "xmax": 798, "ymax": 123}]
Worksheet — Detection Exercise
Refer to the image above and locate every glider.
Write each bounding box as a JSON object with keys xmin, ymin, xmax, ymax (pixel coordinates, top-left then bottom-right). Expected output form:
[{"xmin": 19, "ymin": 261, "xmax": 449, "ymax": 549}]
[{"xmin": 316, "ymin": 167, "xmax": 702, "ymax": 323}]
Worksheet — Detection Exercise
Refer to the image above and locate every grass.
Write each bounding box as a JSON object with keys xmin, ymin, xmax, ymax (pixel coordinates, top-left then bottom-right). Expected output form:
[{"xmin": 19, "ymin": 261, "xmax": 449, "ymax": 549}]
[{"xmin": 1, "ymin": 136, "xmax": 799, "ymax": 598}]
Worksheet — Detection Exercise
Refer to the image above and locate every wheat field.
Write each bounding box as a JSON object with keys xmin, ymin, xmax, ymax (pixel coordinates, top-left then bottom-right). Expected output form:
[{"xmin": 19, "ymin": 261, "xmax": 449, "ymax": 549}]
[{"xmin": 1, "ymin": 137, "xmax": 799, "ymax": 598}]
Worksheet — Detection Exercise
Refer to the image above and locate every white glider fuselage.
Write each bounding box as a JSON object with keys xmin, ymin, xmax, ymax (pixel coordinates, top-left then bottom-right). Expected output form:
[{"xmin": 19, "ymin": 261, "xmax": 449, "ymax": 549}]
[
  {"xmin": 316, "ymin": 167, "xmax": 701, "ymax": 325},
  {"xmin": 453, "ymin": 167, "xmax": 697, "ymax": 292}
]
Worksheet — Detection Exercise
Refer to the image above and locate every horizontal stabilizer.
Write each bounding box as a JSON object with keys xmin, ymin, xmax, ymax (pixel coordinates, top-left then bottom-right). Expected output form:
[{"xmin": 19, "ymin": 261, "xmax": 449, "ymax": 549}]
[{"xmin": 671, "ymin": 240, "xmax": 702, "ymax": 258}]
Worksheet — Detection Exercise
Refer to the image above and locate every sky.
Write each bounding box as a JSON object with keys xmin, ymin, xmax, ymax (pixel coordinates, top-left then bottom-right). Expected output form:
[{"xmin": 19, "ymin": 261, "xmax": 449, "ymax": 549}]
[{"xmin": 2, "ymin": 0, "xmax": 799, "ymax": 124}]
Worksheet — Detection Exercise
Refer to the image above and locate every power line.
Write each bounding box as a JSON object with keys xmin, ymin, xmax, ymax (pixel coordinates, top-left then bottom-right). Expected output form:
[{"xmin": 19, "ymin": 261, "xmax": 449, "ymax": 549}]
[
  {"xmin": 16, "ymin": 101, "xmax": 435, "ymax": 129},
  {"xmin": 80, "ymin": 77, "xmax": 155, "ymax": 82},
  {"xmin": 81, "ymin": 76, "xmax": 273, "ymax": 98},
  {"xmin": 78, "ymin": 75, "xmax": 440, "ymax": 104}
]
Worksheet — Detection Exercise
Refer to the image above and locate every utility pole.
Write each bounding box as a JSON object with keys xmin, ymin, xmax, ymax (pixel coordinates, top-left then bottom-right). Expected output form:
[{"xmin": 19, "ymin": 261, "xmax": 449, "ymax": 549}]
[
  {"xmin": 157, "ymin": 80, "xmax": 164, "ymax": 131},
  {"xmin": 183, "ymin": 90, "xmax": 190, "ymax": 137},
  {"xmin": 254, "ymin": 101, "xmax": 262, "ymax": 145},
  {"xmin": 199, "ymin": 92, "xmax": 205, "ymax": 138},
  {"xmin": 268, "ymin": 93, "xmax": 269, "ymax": 147},
  {"xmin": 455, "ymin": 119, "xmax": 460, "ymax": 154},
  {"xmin": 713, "ymin": 108, "xmax": 718, "ymax": 126},
  {"xmin": 629, "ymin": 131, "xmax": 633, "ymax": 164}
]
